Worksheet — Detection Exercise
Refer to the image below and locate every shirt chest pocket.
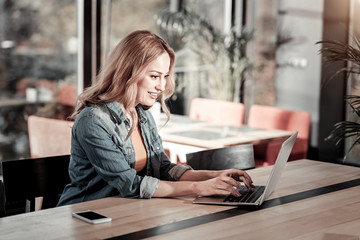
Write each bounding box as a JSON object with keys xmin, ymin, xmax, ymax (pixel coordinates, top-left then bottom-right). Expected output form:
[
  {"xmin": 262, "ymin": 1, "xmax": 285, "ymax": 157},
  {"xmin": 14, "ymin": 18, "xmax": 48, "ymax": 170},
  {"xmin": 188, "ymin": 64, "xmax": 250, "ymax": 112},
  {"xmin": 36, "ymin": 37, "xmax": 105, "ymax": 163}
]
[{"xmin": 149, "ymin": 135, "xmax": 163, "ymax": 154}]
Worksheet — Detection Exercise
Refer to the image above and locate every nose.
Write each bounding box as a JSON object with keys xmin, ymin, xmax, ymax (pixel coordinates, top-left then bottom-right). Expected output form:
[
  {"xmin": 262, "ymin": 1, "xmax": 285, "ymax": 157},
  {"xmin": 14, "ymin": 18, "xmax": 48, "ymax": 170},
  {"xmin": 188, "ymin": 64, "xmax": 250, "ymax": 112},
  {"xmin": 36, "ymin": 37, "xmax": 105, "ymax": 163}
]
[{"xmin": 155, "ymin": 76, "xmax": 166, "ymax": 91}]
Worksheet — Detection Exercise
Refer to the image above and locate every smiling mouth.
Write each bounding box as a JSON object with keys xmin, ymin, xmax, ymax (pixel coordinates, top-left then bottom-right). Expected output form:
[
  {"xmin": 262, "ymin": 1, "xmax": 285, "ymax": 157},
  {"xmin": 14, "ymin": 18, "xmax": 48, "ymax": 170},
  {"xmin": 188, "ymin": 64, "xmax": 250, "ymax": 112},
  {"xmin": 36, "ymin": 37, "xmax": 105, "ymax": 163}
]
[{"xmin": 148, "ymin": 91, "xmax": 160, "ymax": 98}]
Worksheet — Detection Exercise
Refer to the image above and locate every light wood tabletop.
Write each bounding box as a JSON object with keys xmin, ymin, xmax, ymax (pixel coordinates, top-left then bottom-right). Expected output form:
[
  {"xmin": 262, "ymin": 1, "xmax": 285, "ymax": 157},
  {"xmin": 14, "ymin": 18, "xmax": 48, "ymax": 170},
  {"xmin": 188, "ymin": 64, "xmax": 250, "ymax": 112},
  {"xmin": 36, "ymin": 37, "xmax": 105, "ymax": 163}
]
[{"xmin": 1, "ymin": 159, "xmax": 360, "ymax": 240}]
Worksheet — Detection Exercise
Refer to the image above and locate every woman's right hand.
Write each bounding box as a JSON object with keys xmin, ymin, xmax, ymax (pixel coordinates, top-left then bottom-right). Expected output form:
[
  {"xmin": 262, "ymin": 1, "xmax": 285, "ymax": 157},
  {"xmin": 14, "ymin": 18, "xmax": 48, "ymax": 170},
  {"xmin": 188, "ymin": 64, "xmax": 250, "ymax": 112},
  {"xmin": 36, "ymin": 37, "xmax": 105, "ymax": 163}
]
[{"xmin": 193, "ymin": 176, "xmax": 243, "ymax": 197}]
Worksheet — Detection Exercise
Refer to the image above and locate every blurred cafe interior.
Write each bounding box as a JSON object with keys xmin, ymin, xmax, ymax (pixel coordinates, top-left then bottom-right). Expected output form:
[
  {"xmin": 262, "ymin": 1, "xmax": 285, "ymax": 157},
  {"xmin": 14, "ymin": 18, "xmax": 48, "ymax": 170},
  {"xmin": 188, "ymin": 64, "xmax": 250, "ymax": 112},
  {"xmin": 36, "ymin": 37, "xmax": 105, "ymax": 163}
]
[
  {"xmin": 0, "ymin": 0, "xmax": 360, "ymax": 234},
  {"xmin": 1, "ymin": 0, "xmax": 359, "ymax": 165}
]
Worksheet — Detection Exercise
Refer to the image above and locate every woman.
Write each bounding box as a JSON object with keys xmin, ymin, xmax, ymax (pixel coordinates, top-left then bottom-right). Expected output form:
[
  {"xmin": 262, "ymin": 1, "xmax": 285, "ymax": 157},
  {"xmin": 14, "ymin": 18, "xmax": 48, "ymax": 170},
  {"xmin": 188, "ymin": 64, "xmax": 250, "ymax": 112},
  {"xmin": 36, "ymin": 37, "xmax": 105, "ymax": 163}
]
[{"xmin": 57, "ymin": 30, "xmax": 254, "ymax": 206}]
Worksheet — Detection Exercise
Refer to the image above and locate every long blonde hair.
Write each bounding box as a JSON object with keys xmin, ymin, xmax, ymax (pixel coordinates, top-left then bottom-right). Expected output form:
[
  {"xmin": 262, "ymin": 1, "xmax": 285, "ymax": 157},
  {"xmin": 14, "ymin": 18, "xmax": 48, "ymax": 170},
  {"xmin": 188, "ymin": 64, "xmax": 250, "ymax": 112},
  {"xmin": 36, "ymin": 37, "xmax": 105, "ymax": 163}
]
[{"xmin": 71, "ymin": 30, "xmax": 175, "ymax": 136}]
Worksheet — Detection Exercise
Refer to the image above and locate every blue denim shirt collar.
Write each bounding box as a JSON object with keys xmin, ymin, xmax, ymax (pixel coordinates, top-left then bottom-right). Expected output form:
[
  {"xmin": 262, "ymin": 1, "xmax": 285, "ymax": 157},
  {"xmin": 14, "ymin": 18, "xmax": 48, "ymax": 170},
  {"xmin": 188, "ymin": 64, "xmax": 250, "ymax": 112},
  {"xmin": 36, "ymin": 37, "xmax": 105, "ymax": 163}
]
[{"xmin": 104, "ymin": 102, "xmax": 148, "ymax": 126}]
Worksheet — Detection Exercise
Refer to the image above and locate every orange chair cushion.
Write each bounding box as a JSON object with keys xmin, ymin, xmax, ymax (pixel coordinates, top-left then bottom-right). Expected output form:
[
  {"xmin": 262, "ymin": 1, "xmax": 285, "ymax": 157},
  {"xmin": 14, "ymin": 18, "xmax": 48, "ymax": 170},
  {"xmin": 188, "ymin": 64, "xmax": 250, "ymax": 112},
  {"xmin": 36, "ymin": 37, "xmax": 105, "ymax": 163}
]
[{"xmin": 28, "ymin": 115, "xmax": 74, "ymax": 158}]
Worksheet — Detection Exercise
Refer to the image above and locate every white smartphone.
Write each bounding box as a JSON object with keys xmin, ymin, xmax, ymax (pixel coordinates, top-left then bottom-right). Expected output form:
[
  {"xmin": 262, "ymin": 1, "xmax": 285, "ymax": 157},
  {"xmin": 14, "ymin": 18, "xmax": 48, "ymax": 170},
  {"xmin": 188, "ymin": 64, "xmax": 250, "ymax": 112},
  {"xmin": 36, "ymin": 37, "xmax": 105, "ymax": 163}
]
[{"xmin": 72, "ymin": 210, "xmax": 112, "ymax": 224}]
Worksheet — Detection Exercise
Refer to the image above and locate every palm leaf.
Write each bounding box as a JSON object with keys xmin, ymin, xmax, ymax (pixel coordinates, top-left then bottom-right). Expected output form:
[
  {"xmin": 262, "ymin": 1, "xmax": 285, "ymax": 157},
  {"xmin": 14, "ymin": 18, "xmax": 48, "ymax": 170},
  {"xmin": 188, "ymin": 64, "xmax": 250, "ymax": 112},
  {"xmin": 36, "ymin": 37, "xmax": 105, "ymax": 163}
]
[
  {"xmin": 326, "ymin": 120, "xmax": 360, "ymax": 157},
  {"xmin": 317, "ymin": 39, "xmax": 360, "ymax": 64},
  {"xmin": 317, "ymin": 39, "xmax": 360, "ymax": 160},
  {"xmin": 325, "ymin": 95, "xmax": 360, "ymax": 158},
  {"xmin": 346, "ymin": 95, "xmax": 360, "ymax": 117}
]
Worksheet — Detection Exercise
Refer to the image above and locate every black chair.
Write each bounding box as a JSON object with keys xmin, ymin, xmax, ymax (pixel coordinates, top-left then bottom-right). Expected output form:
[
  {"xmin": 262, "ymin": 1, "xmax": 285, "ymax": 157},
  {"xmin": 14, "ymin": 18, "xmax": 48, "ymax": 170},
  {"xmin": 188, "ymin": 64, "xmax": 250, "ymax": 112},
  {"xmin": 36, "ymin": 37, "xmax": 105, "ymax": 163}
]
[
  {"xmin": 186, "ymin": 144, "xmax": 255, "ymax": 171},
  {"xmin": 0, "ymin": 155, "xmax": 70, "ymax": 217}
]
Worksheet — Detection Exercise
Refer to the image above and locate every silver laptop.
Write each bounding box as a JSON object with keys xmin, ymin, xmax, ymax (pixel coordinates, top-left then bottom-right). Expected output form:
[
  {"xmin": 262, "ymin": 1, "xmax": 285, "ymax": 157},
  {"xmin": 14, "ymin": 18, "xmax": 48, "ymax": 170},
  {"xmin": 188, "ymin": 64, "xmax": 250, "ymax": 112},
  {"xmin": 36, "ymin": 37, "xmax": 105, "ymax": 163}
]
[{"xmin": 193, "ymin": 131, "xmax": 298, "ymax": 206}]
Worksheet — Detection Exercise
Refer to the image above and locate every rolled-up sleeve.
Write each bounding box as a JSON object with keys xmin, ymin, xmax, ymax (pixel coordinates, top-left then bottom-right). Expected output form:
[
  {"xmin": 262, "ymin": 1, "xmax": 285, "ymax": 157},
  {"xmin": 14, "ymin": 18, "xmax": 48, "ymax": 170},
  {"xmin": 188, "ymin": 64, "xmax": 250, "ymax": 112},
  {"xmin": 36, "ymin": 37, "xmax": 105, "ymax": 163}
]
[
  {"xmin": 168, "ymin": 165, "xmax": 193, "ymax": 180},
  {"xmin": 139, "ymin": 165, "xmax": 192, "ymax": 198},
  {"xmin": 139, "ymin": 176, "xmax": 160, "ymax": 198}
]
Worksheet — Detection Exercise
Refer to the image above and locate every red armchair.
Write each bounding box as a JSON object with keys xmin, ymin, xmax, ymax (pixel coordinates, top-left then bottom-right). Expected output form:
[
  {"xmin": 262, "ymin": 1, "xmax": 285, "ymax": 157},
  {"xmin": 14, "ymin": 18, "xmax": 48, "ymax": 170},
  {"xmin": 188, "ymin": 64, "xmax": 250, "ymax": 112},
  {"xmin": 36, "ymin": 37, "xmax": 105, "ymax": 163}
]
[{"xmin": 247, "ymin": 104, "xmax": 311, "ymax": 167}]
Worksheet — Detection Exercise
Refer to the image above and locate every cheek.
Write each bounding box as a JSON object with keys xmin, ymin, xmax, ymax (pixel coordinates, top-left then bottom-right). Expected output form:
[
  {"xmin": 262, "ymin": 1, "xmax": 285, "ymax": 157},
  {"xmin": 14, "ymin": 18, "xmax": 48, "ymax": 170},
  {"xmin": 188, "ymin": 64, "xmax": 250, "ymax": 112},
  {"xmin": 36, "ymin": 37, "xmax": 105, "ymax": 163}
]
[
  {"xmin": 137, "ymin": 85, "xmax": 150, "ymax": 101},
  {"xmin": 138, "ymin": 77, "xmax": 152, "ymax": 89}
]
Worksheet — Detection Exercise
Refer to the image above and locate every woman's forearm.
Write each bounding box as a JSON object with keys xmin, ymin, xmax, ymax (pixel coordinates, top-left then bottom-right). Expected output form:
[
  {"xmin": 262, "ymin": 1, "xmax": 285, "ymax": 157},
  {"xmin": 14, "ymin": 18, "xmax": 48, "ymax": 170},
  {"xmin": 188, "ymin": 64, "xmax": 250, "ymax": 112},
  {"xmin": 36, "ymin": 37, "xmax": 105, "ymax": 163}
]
[
  {"xmin": 152, "ymin": 170, "xmax": 222, "ymax": 198},
  {"xmin": 151, "ymin": 168, "xmax": 254, "ymax": 198},
  {"xmin": 178, "ymin": 169, "xmax": 220, "ymax": 181},
  {"xmin": 152, "ymin": 180, "xmax": 198, "ymax": 197}
]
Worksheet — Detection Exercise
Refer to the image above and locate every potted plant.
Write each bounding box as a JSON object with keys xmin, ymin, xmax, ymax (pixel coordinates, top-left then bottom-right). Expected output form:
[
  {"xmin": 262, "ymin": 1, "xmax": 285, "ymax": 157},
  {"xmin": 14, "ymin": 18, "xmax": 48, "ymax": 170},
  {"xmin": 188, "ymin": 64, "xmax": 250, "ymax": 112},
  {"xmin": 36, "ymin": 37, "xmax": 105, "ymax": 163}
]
[
  {"xmin": 155, "ymin": 8, "xmax": 253, "ymax": 103},
  {"xmin": 317, "ymin": 38, "xmax": 360, "ymax": 160}
]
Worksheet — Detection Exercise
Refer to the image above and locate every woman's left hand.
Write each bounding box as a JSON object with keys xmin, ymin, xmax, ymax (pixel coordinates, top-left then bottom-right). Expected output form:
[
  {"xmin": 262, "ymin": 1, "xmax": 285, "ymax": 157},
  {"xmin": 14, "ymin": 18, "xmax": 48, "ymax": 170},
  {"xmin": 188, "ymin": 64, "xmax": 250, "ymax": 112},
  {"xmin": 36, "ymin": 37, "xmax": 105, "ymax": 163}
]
[{"xmin": 218, "ymin": 169, "xmax": 255, "ymax": 190}]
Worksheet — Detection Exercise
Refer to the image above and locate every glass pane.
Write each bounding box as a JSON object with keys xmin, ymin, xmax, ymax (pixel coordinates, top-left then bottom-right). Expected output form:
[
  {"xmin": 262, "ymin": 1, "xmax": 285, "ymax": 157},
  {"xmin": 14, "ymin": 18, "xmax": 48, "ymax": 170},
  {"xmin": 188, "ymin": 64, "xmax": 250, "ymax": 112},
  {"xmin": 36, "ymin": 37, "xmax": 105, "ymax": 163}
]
[
  {"xmin": 252, "ymin": 0, "xmax": 277, "ymax": 106},
  {"xmin": 346, "ymin": 0, "xmax": 360, "ymax": 163},
  {"xmin": 183, "ymin": 0, "xmax": 225, "ymax": 33},
  {"xmin": 100, "ymin": 1, "xmax": 277, "ymax": 115},
  {"xmin": 177, "ymin": 0, "xmax": 230, "ymax": 109},
  {"xmin": 0, "ymin": 0, "xmax": 77, "ymax": 161},
  {"xmin": 101, "ymin": 0, "xmax": 169, "ymax": 58}
]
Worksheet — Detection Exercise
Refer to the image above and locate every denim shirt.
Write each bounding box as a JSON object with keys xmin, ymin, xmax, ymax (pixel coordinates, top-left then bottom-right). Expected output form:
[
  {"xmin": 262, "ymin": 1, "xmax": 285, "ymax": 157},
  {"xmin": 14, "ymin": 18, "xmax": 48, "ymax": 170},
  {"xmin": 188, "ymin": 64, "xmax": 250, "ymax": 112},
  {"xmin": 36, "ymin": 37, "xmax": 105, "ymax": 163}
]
[{"xmin": 57, "ymin": 102, "xmax": 191, "ymax": 206}]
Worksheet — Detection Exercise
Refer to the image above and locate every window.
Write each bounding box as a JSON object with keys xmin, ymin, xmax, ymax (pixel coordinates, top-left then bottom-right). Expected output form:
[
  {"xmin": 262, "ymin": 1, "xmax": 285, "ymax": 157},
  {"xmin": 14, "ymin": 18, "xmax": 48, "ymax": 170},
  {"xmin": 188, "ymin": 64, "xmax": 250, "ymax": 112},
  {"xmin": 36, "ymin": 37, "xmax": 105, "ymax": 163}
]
[
  {"xmin": 101, "ymin": 0, "xmax": 169, "ymax": 60},
  {"xmin": 346, "ymin": 0, "xmax": 360, "ymax": 162},
  {"xmin": 0, "ymin": 0, "xmax": 77, "ymax": 160}
]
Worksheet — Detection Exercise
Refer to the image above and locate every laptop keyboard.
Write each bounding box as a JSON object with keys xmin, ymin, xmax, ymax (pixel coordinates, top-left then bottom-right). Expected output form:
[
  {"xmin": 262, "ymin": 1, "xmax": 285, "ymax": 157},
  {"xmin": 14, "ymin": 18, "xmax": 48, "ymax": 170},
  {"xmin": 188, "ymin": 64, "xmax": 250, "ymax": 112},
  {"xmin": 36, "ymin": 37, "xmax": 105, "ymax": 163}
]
[{"xmin": 224, "ymin": 185, "xmax": 265, "ymax": 203}]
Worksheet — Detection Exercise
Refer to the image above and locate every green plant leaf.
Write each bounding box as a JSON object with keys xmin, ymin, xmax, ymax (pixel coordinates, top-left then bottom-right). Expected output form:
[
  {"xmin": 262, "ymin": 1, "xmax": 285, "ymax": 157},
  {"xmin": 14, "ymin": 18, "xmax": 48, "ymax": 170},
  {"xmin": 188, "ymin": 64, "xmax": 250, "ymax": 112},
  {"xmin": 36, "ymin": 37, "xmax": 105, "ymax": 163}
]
[{"xmin": 317, "ymin": 38, "xmax": 360, "ymax": 160}]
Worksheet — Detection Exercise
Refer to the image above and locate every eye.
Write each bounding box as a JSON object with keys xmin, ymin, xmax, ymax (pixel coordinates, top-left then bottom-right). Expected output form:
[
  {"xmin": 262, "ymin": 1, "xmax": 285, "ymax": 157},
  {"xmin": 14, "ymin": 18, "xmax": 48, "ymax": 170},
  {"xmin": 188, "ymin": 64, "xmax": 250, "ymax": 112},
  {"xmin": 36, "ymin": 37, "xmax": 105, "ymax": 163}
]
[
  {"xmin": 151, "ymin": 75, "xmax": 159, "ymax": 80},
  {"xmin": 164, "ymin": 74, "xmax": 169, "ymax": 79}
]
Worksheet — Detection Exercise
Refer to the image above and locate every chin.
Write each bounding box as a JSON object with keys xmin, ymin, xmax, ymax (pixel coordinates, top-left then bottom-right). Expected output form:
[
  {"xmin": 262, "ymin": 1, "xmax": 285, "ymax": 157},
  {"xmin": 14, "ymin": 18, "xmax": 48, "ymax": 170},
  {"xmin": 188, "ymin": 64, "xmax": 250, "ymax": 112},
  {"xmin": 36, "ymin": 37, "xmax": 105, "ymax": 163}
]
[{"xmin": 146, "ymin": 99, "xmax": 157, "ymax": 107}]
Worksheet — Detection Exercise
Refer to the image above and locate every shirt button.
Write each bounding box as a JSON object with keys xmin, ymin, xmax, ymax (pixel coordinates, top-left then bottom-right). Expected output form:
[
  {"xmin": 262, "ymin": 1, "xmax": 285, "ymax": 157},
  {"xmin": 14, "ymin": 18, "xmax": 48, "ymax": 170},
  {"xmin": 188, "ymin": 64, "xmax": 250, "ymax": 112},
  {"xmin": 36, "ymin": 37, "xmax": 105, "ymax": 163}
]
[{"xmin": 156, "ymin": 147, "xmax": 159, "ymax": 150}]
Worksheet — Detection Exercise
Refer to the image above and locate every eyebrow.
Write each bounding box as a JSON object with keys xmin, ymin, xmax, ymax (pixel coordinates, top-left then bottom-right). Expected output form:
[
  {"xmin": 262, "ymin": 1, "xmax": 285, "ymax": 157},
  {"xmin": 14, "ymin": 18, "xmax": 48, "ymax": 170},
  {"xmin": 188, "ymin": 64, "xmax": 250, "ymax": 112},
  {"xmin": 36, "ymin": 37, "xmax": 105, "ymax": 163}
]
[{"xmin": 149, "ymin": 70, "xmax": 169, "ymax": 75}]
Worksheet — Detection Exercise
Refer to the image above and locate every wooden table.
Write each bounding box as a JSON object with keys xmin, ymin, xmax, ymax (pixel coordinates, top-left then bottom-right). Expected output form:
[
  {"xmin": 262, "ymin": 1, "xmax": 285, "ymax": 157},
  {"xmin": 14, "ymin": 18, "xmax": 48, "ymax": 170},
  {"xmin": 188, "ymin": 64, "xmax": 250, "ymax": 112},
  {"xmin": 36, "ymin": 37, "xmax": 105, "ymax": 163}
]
[
  {"xmin": 157, "ymin": 114, "xmax": 292, "ymax": 163},
  {"xmin": 1, "ymin": 159, "xmax": 360, "ymax": 240}
]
